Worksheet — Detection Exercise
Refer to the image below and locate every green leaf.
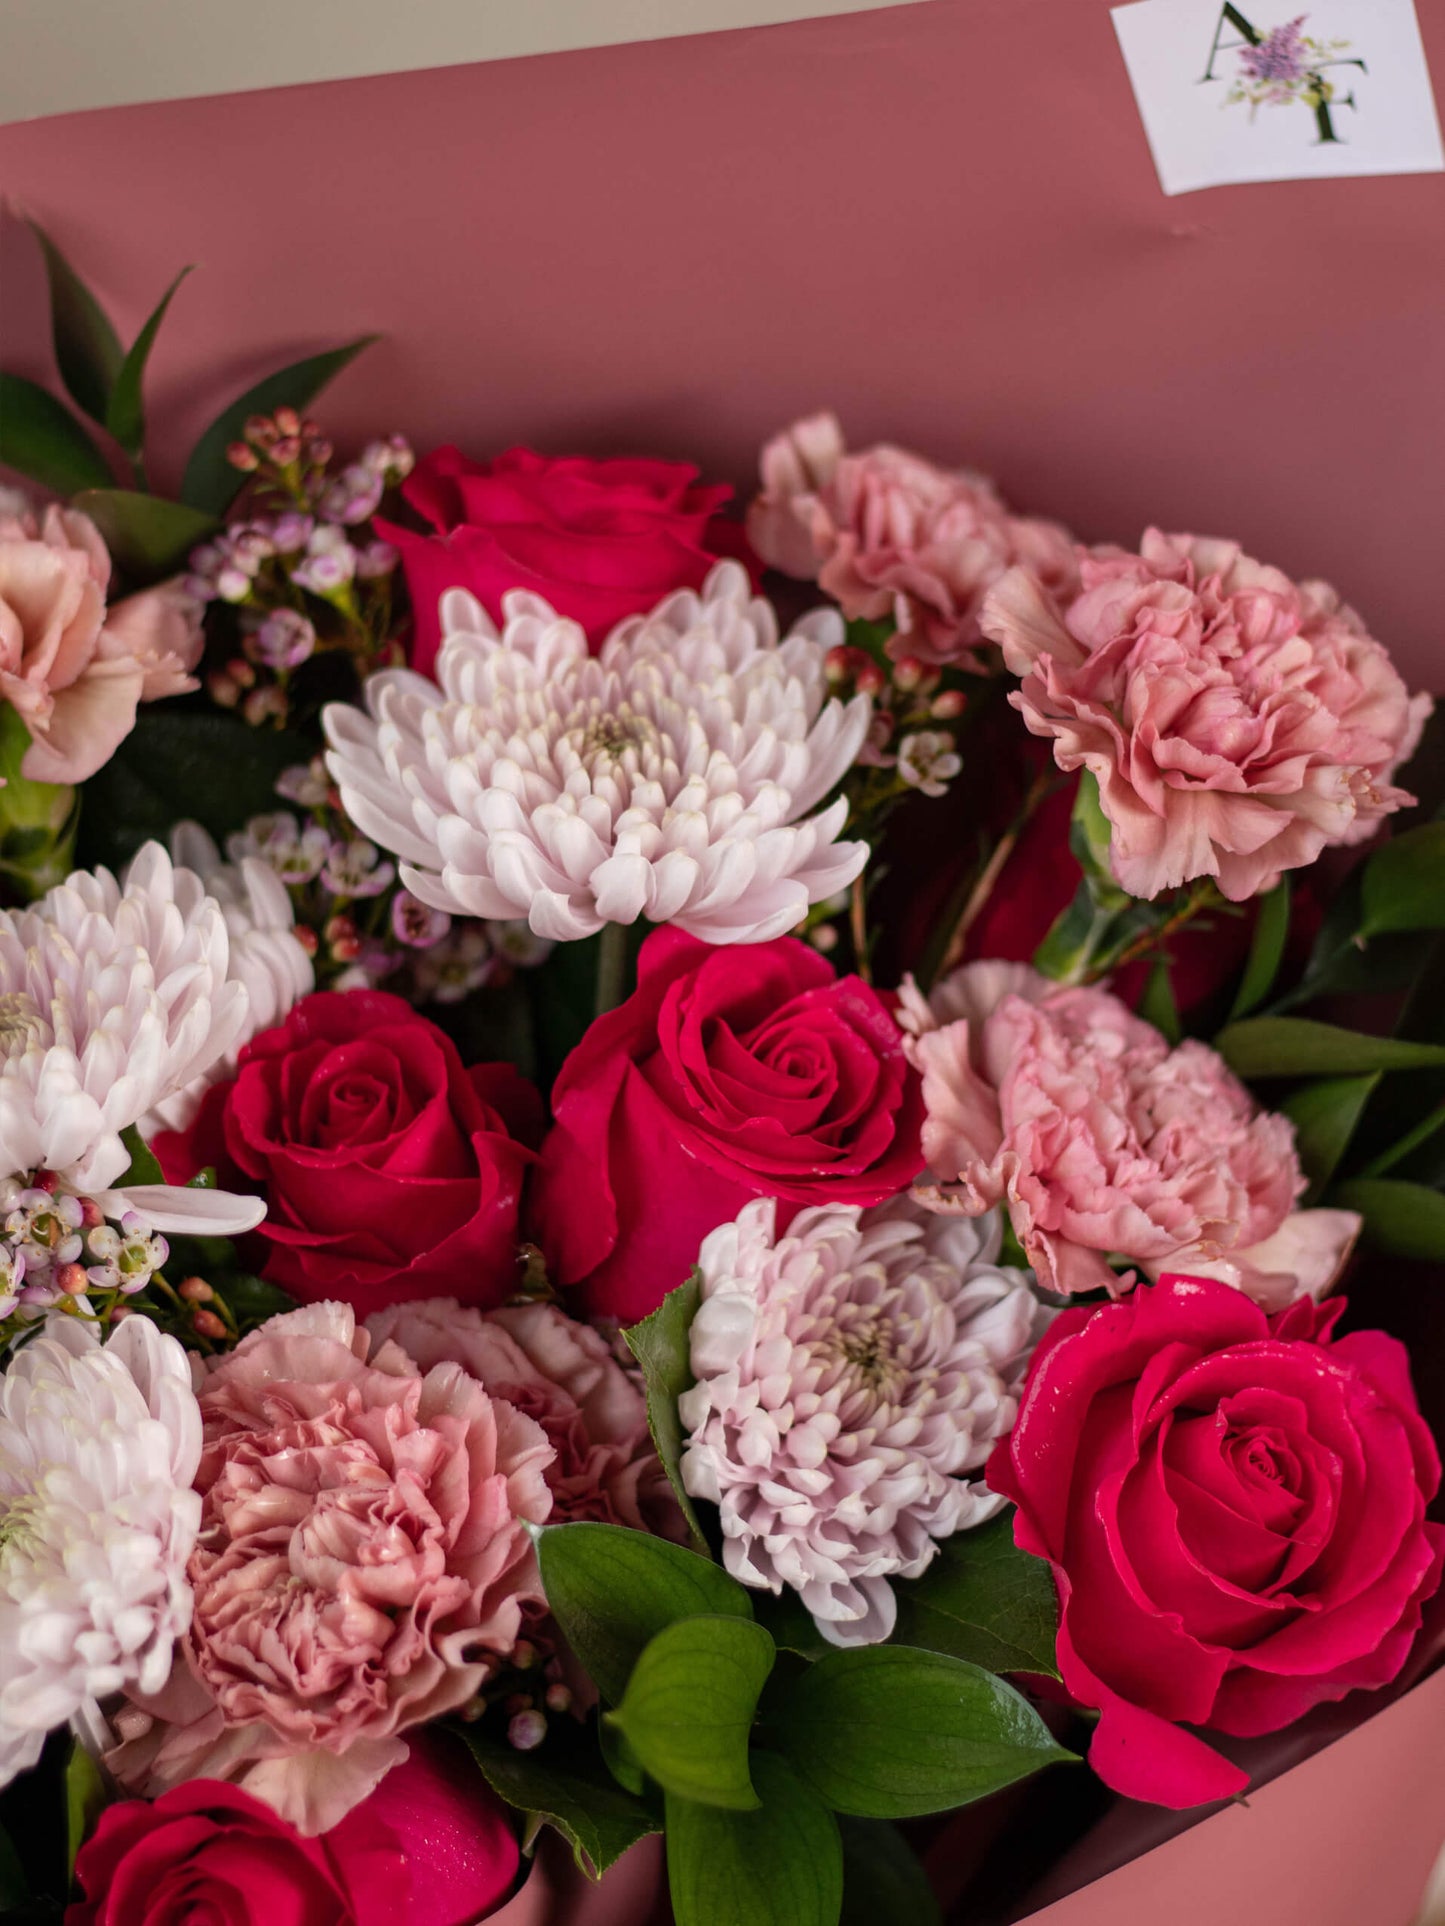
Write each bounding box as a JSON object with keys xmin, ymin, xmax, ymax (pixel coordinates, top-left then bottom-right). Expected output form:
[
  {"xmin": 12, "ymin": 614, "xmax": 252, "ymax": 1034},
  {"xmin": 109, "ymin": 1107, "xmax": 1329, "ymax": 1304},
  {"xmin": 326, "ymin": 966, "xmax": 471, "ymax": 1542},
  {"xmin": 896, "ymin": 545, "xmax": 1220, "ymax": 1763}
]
[
  {"xmin": 215, "ymin": 1271, "xmax": 296, "ymax": 1332},
  {"xmin": 891, "ymin": 1512, "xmax": 1059, "ymax": 1679},
  {"xmin": 773, "ymin": 1646, "xmax": 1074, "ymax": 1819},
  {"xmin": 537, "ymin": 1521, "xmax": 753, "ymax": 1706},
  {"xmin": 608, "ymin": 1616, "xmax": 774, "ymax": 1810},
  {"xmin": 1361, "ymin": 824, "xmax": 1445, "ymax": 938},
  {"xmin": 1215, "ymin": 1017, "xmax": 1445, "ymax": 1079},
  {"xmin": 598, "ymin": 1714, "xmax": 648, "ymax": 1795},
  {"xmin": 1137, "ymin": 957, "xmax": 1180, "ymax": 1045},
  {"xmin": 69, "ymin": 489, "xmax": 217, "ymax": 584},
  {"xmin": 0, "ymin": 1818, "xmax": 28, "ymax": 1907},
  {"xmin": 1229, "ymin": 877, "xmax": 1291, "ymax": 1020},
  {"xmin": 839, "ymin": 1818, "xmax": 940, "ymax": 1926},
  {"xmin": 0, "ymin": 373, "xmax": 112, "ymax": 496},
  {"xmin": 456, "ymin": 1719, "xmax": 659, "ymax": 1879},
  {"xmin": 622, "ymin": 1274, "xmax": 710, "ymax": 1555},
  {"xmin": 29, "ymin": 221, "xmax": 123, "ymax": 425},
  {"xmin": 118, "ymin": 1122, "xmax": 164, "ymax": 1187},
  {"xmin": 1283, "ymin": 1074, "xmax": 1380, "ymax": 1196},
  {"xmin": 1331, "ymin": 1179, "xmax": 1445, "ymax": 1261},
  {"xmin": 64, "ymin": 1741, "xmax": 106, "ymax": 1878},
  {"xmin": 665, "ymin": 1751, "xmax": 842, "ymax": 1926},
  {"xmin": 104, "ymin": 267, "xmax": 194, "ymax": 461},
  {"xmin": 180, "ymin": 336, "xmax": 379, "ymax": 516},
  {"xmin": 75, "ymin": 709, "xmax": 318, "ymax": 872}
]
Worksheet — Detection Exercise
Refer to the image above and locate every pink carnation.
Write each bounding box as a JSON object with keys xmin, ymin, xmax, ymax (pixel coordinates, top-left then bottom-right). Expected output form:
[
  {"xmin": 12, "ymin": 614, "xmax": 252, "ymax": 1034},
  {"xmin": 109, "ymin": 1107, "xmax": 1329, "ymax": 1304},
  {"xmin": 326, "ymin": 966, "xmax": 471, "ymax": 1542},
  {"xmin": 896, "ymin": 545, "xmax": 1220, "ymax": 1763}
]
[
  {"xmin": 0, "ymin": 504, "xmax": 202, "ymax": 784},
  {"xmin": 108, "ymin": 1303, "xmax": 554, "ymax": 1835},
  {"xmin": 980, "ymin": 530, "xmax": 1431, "ymax": 901},
  {"xmin": 366, "ymin": 1298, "xmax": 683, "ymax": 1538},
  {"xmin": 905, "ymin": 962, "xmax": 1359, "ymax": 1307},
  {"xmin": 746, "ymin": 412, "xmax": 1076, "ymax": 672}
]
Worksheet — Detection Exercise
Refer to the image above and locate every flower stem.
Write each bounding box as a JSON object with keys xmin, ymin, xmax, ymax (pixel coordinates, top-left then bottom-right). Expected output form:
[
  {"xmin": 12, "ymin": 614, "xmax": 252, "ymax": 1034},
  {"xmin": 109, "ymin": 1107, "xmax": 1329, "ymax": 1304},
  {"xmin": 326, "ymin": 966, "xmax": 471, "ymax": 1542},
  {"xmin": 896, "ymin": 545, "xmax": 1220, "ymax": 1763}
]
[
  {"xmin": 936, "ymin": 770, "xmax": 1051, "ymax": 981},
  {"xmin": 595, "ymin": 921, "xmax": 631, "ymax": 1018},
  {"xmin": 850, "ymin": 874, "xmax": 871, "ymax": 983}
]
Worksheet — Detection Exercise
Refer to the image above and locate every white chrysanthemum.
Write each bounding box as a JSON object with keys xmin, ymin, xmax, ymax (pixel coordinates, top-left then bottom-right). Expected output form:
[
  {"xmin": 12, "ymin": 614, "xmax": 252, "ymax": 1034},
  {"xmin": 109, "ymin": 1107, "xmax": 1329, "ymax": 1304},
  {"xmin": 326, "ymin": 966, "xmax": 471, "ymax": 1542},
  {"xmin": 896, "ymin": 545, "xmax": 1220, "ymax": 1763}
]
[
  {"xmin": 679, "ymin": 1196, "xmax": 1050, "ymax": 1645},
  {"xmin": 133, "ymin": 823, "xmax": 315, "ymax": 1135},
  {"xmin": 323, "ymin": 562, "xmax": 872, "ymax": 944},
  {"xmin": 0, "ymin": 844, "xmax": 266, "ymax": 1234},
  {"xmin": 0, "ymin": 1314, "xmax": 201, "ymax": 1786}
]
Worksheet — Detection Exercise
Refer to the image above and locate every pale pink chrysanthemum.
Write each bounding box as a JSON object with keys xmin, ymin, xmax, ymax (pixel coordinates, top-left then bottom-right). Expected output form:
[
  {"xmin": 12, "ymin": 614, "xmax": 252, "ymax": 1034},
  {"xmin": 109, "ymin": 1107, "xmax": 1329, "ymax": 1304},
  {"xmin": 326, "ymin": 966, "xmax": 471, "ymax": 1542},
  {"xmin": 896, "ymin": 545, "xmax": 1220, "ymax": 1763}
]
[
  {"xmin": 0, "ymin": 1313, "xmax": 201, "ymax": 1787},
  {"xmin": 0, "ymin": 845, "xmax": 268, "ymax": 1235},
  {"xmin": 322, "ymin": 561, "xmax": 871, "ymax": 944},
  {"xmin": 679, "ymin": 1196, "xmax": 1048, "ymax": 1645}
]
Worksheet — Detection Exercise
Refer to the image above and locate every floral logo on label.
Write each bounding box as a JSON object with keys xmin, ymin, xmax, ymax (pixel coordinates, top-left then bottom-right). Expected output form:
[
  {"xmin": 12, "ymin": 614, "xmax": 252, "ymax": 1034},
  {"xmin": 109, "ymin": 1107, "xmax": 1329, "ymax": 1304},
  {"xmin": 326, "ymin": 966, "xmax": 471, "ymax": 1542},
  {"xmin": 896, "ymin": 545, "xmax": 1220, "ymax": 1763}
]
[{"xmin": 1202, "ymin": 6, "xmax": 1367, "ymax": 143}]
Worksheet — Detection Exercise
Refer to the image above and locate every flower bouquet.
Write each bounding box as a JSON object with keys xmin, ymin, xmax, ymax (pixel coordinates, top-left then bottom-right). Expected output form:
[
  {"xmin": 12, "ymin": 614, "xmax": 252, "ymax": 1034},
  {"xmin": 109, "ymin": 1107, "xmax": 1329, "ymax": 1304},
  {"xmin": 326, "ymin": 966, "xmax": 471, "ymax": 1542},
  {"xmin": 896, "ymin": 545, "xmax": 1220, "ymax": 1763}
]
[{"xmin": 1, "ymin": 233, "xmax": 1442, "ymax": 1926}]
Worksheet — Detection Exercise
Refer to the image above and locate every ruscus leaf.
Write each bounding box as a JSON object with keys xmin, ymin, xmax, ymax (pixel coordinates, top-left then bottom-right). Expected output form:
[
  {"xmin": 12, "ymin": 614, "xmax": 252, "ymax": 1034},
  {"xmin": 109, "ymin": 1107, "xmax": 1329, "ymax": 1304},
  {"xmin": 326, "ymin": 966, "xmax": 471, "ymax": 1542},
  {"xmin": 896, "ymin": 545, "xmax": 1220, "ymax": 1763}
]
[
  {"xmin": 608, "ymin": 1616, "xmax": 774, "ymax": 1810},
  {"xmin": 1215, "ymin": 1017, "xmax": 1445, "ymax": 1079},
  {"xmin": 29, "ymin": 220, "xmax": 123, "ymax": 425},
  {"xmin": 104, "ymin": 265, "xmax": 195, "ymax": 460},
  {"xmin": 180, "ymin": 336, "xmax": 379, "ymax": 516},
  {"xmin": 1331, "ymin": 1178, "xmax": 1445, "ymax": 1261},
  {"xmin": 665, "ymin": 1751, "xmax": 842, "ymax": 1926},
  {"xmin": 456, "ymin": 1720, "xmax": 659, "ymax": 1879},
  {"xmin": 891, "ymin": 1511, "xmax": 1060, "ymax": 1678},
  {"xmin": 622, "ymin": 1273, "xmax": 710, "ymax": 1554},
  {"xmin": 0, "ymin": 373, "xmax": 113, "ymax": 496},
  {"xmin": 537, "ymin": 1521, "xmax": 752, "ymax": 1706},
  {"xmin": 774, "ymin": 1645, "xmax": 1074, "ymax": 1819},
  {"xmin": 69, "ymin": 489, "xmax": 216, "ymax": 583},
  {"xmin": 1228, "ymin": 876, "xmax": 1291, "ymax": 1020}
]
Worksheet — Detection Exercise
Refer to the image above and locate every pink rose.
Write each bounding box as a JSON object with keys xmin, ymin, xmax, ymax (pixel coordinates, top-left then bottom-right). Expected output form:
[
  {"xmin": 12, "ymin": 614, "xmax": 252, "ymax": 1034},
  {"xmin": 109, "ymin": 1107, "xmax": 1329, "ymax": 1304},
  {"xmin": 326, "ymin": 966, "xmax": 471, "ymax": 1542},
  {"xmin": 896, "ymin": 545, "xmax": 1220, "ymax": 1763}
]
[
  {"xmin": 109, "ymin": 1302, "xmax": 554, "ymax": 1835},
  {"xmin": 367, "ymin": 1298, "xmax": 683, "ymax": 1537},
  {"xmin": 0, "ymin": 504, "xmax": 202, "ymax": 784},
  {"xmin": 533, "ymin": 928, "xmax": 925, "ymax": 1323},
  {"xmin": 905, "ymin": 962, "xmax": 1358, "ymax": 1305},
  {"xmin": 379, "ymin": 445, "xmax": 739, "ymax": 674},
  {"xmin": 70, "ymin": 1738, "xmax": 520, "ymax": 1926},
  {"xmin": 746, "ymin": 412, "xmax": 1077, "ymax": 671},
  {"xmin": 980, "ymin": 530, "xmax": 1432, "ymax": 901},
  {"xmin": 989, "ymin": 1276, "xmax": 1445, "ymax": 1807}
]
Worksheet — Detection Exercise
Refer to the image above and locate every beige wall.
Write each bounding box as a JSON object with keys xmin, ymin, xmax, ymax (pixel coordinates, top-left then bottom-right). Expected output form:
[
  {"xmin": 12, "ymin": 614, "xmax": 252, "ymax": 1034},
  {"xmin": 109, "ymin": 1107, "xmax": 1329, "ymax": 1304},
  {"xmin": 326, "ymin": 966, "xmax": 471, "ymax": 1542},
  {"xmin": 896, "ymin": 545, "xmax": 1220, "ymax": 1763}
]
[{"xmin": 0, "ymin": 0, "xmax": 928, "ymax": 125}]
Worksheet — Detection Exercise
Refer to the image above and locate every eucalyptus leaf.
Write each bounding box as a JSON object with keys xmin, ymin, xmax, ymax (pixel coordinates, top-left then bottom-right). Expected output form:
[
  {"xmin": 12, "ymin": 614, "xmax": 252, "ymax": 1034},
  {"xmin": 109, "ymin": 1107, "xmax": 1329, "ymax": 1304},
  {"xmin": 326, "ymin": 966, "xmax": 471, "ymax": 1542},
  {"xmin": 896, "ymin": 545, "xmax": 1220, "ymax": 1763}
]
[
  {"xmin": 891, "ymin": 1511, "xmax": 1059, "ymax": 1679},
  {"xmin": 665, "ymin": 1751, "xmax": 842, "ymax": 1926},
  {"xmin": 105, "ymin": 266, "xmax": 194, "ymax": 461},
  {"xmin": 1331, "ymin": 1179, "xmax": 1445, "ymax": 1261},
  {"xmin": 1360, "ymin": 823, "xmax": 1445, "ymax": 938},
  {"xmin": 774, "ymin": 1645, "xmax": 1074, "ymax": 1819},
  {"xmin": 1215, "ymin": 1018, "xmax": 1445, "ymax": 1080},
  {"xmin": 537, "ymin": 1521, "xmax": 752, "ymax": 1706},
  {"xmin": 29, "ymin": 221, "xmax": 123, "ymax": 425},
  {"xmin": 1282, "ymin": 1074, "xmax": 1380, "ymax": 1197},
  {"xmin": 622, "ymin": 1274, "xmax": 710, "ymax": 1554},
  {"xmin": 839, "ymin": 1817, "xmax": 940, "ymax": 1926},
  {"xmin": 0, "ymin": 374, "xmax": 113, "ymax": 497},
  {"xmin": 69, "ymin": 489, "xmax": 217, "ymax": 584},
  {"xmin": 608, "ymin": 1616, "xmax": 774, "ymax": 1810},
  {"xmin": 181, "ymin": 336, "xmax": 379, "ymax": 516},
  {"xmin": 456, "ymin": 1720, "xmax": 659, "ymax": 1878},
  {"xmin": 1228, "ymin": 877, "xmax": 1291, "ymax": 1020}
]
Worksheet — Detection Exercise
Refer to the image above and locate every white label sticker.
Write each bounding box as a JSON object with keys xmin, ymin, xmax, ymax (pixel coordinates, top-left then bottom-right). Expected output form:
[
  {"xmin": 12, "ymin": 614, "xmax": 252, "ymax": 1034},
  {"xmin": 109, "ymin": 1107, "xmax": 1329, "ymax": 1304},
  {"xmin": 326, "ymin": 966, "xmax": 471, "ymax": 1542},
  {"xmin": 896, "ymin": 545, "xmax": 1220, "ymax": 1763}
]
[{"xmin": 1112, "ymin": 0, "xmax": 1444, "ymax": 195}]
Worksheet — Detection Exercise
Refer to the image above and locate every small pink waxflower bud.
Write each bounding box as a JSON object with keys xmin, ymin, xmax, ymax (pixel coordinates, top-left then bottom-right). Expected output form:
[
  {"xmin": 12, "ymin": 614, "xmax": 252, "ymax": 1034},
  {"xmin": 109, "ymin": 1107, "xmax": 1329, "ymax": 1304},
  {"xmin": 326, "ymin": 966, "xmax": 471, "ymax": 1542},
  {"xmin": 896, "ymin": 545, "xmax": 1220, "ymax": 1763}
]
[
  {"xmin": 192, "ymin": 1308, "xmax": 227, "ymax": 1341},
  {"xmin": 208, "ymin": 671, "xmax": 241, "ymax": 709},
  {"xmin": 508, "ymin": 1710, "xmax": 547, "ymax": 1752},
  {"xmin": 890, "ymin": 656, "xmax": 927, "ymax": 692},
  {"xmin": 243, "ymin": 414, "xmax": 276, "ymax": 447},
  {"xmin": 810, "ymin": 923, "xmax": 839, "ymax": 953},
  {"xmin": 214, "ymin": 567, "xmax": 253, "ymax": 605},
  {"xmin": 293, "ymin": 925, "xmax": 320, "ymax": 959},
  {"xmin": 270, "ymin": 436, "xmax": 302, "ymax": 467},
  {"xmin": 178, "ymin": 1276, "xmax": 214, "ymax": 1303},
  {"xmin": 855, "ymin": 661, "xmax": 888, "ymax": 699},
  {"xmin": 227, "ymin": 658, "xmax": 257, "ymax": 689},
  {"xmin": 243, "ymin": 685, "xmax": 289, "ymax": 729},
  {"xmin": 544, "ymin": 1684, "xmax": 572, "ymax": 1714},
  {"xmin": 273, "ymin": 405, "xmax": 301, "ymax": 437},
  {"xmin": 56, "ymin": 1262, "xmax": 88, "ymax": 1297},
  {"xmin": 227, "ymin": 441, "xmax": 261, "ymax": 473},
  {"xmin": 511, "ymin": 1641, "xmax": 537, "ymax": 1672},
  {"xmin": 930, "ymin": 688, "xmax": 967, "ymax": 720}
]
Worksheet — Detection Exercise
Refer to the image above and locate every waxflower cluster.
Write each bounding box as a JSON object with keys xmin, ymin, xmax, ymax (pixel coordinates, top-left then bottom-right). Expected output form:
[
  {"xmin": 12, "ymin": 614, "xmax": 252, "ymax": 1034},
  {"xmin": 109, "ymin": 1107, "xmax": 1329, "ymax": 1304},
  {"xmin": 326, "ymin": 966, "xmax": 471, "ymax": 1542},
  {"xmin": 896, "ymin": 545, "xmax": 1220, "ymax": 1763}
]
[
  {"xmin": 0, "ymin": 372, "xmax": 1440, "ymax": 1926},
  {"xmin": 187, "ymin": 413, "xmax": 414, "ymax": 725}
]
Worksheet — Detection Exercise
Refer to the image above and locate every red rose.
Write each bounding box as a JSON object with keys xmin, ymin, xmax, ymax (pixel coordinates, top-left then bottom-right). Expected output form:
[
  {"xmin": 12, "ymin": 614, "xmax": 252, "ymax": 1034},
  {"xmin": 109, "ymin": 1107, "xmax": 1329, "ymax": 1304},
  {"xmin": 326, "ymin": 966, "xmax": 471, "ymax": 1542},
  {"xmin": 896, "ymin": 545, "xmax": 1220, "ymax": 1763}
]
[
  {"xmin": 989, "ymin": 1276, "xmax": 1444, "ymax": 1809},
  {"xmin": 67, "ymin": 1781, "xmax": 407, "ymax": 1926},
  {"xmin": 157, "ymin": 991, "xmax": 538, "ymax": 1317},
  {"xmin": 380, "ymin": 444, "xmax": 741, "ymax": 673},
  {"xmin": 533, "ymin": 928, "xmax": 925, "ymax": 1322},
  {"xmin": 69, "ymin": 1740, "xmax": 520, "ymax": 1926}
]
